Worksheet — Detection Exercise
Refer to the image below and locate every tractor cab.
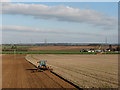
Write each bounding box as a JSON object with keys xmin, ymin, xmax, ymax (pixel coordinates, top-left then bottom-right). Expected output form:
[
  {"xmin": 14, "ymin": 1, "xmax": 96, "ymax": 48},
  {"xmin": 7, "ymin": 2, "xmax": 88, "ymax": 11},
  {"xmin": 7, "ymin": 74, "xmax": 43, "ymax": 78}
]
[
  {"xmin": 39, "ymin": 60, "xmax": 47, "ymax": 66},
  {"xmin": 37, "ymin": 60, "xmax": 47, "ymax": 71}
]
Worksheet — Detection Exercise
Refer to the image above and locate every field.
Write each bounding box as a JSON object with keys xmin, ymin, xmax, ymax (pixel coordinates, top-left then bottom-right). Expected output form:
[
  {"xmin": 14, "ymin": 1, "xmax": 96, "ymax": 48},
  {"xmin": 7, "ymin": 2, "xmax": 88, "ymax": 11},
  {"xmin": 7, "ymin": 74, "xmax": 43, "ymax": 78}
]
[
  {"xmin": 1, "ymin": 51, "xmax": 120, "ymax": 54},
  {"xmin": 28, "ymin": 46, "xmax": 97, "ymax": 51},
  {"xmin": 28, "ymin": 45, "xmax": 117, "ymax": 51},
  {"xmin": 26, "ymin": 54, "xmax": 118, "ymax": 88},
  {"xmin": 1, "ymin": 45, "xmax": 119, "ymax": 54},
  {"xmin": 2, "ymin": 54, "xmax": 75, "ymax": 88},
  {"xmin": 2, "ymin": 45, "xmax": 31, "ymax": 49},
  {"xmin": 1, "ymin": 51, "xmax": 97, "ymax": 54},
  {"xmin": 2, "ymin": 45, "xmax": 118, "ymax": 51}
]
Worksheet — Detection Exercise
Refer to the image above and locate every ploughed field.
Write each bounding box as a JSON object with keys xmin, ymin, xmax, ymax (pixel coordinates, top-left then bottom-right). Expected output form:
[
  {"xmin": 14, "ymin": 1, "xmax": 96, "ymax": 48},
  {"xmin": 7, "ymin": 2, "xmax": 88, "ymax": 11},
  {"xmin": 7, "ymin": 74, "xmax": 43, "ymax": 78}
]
[
  {"xmin": 28, "ymin": 45, "xmax": 117, "ymax": 51},
  {"xmin": 26, "ymin": 54, "xmax": 118, "ymax": 88},
  {"xmin": 2, "ymin": 54, "xmax": 75, "ymax": 88}
]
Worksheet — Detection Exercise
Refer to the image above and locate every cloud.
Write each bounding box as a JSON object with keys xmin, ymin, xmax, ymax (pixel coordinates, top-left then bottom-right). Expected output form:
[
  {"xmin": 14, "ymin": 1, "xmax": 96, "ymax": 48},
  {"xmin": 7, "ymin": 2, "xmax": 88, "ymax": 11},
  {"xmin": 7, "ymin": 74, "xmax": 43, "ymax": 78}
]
[
  {"xmin": 1, "ymin": 3, "xmax": 117, "ymax": 30},
  {"xmin": 2, "ymin": 25, "xmax": 105, "ymax": 36},
  {"xmin": 2, "ymin": 25, "xmax": 66, "ymax": 33},
  {"xmin": 1, "ymin": 0, "xmax": 11, "ymax": 2},
  {"xmin": 2, "ymin": 25, "xmax": 118, "ymax": 44}
]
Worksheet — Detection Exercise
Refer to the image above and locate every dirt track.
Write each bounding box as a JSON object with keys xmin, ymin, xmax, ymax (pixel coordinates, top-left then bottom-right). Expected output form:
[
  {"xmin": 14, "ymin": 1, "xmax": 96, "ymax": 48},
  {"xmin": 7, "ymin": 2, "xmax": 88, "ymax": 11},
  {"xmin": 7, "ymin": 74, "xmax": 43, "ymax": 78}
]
[{"xmin": 2, "ymin": 54, "xmax": 75, "ymax": 88}]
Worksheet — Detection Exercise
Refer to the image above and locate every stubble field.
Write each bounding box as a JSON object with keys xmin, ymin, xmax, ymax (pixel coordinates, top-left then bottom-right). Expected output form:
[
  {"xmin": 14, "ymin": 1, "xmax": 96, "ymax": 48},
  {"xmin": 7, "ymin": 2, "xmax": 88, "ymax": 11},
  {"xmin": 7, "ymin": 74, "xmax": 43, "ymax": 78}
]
[{"xmin": 26, "ymin": 54, "xmax": 118, "ymax": 88}]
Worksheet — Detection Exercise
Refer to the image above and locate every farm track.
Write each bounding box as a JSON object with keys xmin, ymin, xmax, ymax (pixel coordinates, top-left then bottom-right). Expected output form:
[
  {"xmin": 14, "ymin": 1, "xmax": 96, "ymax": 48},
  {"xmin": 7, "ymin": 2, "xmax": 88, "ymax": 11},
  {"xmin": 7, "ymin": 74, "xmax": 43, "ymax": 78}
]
[{"xmin": 2, "ymin": 54, "xmax": 76, "ymax": 89}]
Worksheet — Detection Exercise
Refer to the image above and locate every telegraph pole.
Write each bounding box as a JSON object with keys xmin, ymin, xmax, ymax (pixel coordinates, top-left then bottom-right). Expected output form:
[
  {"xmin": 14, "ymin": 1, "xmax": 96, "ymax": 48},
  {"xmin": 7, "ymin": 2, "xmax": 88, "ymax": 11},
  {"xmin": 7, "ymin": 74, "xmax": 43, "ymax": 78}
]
[
  {"xmin": 105, "ymin": 37, "xmax": 107, "ymax": 45},
  {"xmin": 44, "ymin": 38, "xmax": 47, "ymax": 46}
]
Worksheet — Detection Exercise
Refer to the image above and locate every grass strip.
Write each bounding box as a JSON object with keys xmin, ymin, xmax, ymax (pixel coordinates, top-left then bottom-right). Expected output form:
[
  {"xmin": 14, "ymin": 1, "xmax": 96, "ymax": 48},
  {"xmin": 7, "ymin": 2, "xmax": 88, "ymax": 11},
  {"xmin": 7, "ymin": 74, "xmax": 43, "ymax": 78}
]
[
  {"xmin": 1, "ymin": 51, "xmax": 119, "ymax": 54},
  {"xmin": 102, "ymin": 52, "xmax": 120, "ymax": 54},
  {"xmin": 1, "ymin": 51, "xmax": 97, "ymax": 54}
]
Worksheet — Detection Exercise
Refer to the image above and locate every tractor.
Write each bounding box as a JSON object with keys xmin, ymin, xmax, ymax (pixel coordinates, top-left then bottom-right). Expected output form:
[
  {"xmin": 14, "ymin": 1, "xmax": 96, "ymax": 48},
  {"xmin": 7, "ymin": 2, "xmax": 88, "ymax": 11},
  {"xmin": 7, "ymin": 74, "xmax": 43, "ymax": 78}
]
[{"xmin": 37, "ymin": 60, "xmax": 52, "ymax": 72}]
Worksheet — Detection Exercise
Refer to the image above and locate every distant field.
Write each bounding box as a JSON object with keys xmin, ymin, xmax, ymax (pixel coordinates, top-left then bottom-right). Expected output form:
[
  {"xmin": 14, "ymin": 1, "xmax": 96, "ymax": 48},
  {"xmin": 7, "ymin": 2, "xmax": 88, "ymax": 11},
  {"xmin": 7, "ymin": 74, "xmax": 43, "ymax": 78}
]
[
  {"xmin": 26, "ymin": 54, "xmax": 118, "ymax": 88},
  {"xmin": 2, "ymin": 45, "xmax": 118, "ymax": 51},
  {"xmin": 28, "ymin": 45, "xmax": 116, "ymax": 51},
  {"xmin": 1, "ymin": 45, "xmax": 119, "ymax": 54},
  {"xmin": 2, "ymin": 45, "xmax": 31, "ymax": 49}
]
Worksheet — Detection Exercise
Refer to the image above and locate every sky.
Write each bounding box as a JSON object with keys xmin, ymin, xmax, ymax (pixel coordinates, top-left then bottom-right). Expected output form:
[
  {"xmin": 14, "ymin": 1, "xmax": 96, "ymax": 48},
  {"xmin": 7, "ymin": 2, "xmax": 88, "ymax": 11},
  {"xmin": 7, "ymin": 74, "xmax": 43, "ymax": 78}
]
[{"xmin": 1, "ymin": 2, "xmax": 118, "ymax": 44}]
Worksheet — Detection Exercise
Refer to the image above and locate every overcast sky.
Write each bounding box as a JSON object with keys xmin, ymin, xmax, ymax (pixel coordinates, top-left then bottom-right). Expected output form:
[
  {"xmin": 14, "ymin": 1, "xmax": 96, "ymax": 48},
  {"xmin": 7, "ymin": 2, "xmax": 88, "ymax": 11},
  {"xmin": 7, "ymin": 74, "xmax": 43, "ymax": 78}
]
[{"xmin": 1, "ymin": 2, "xmax": 118, "ymax": 44}]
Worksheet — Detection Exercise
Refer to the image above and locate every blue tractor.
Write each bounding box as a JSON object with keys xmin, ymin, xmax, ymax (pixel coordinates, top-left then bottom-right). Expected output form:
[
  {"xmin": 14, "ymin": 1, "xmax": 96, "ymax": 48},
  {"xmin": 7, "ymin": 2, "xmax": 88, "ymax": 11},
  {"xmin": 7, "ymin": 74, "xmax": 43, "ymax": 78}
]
[{"xmin": 37, "ymin": 60, "xmax": 52, "ymax": 72}]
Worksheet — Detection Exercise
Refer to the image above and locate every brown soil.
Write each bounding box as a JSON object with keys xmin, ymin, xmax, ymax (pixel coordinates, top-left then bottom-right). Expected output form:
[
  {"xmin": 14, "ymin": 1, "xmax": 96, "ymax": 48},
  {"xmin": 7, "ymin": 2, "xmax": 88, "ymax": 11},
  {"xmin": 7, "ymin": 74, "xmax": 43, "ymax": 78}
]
[
  {"xmin": 27, "ymin": 54, "xmax": 118, "ymax": 88},
  {"xmin": 2, "ymin": 54, "xmax": 75, "ymax": 88},
  {"xmin": 28, "ymin": 46, "xmax": 117, "ymax": 51}
]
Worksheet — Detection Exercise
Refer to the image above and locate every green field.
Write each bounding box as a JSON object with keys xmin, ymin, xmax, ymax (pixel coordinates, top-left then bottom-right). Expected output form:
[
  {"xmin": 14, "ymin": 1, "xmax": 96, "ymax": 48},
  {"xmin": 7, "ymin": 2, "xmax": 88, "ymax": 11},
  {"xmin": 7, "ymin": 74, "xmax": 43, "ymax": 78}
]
[
  {"xmin": 1, "ymin": 51, "xmax": 97, "ymax": 54},
  {"xmin": 102, "ymin": 52, "xmax": 120, "ymax": 54},
  {"xmin": 1, "ymin": 51, "xmax": 120, "ymax": 54}
]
